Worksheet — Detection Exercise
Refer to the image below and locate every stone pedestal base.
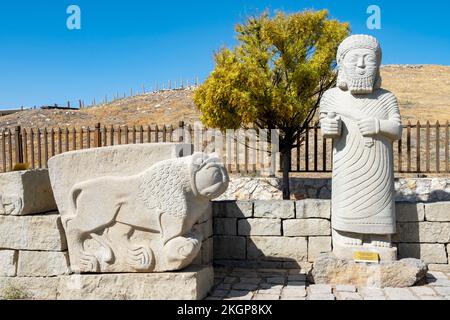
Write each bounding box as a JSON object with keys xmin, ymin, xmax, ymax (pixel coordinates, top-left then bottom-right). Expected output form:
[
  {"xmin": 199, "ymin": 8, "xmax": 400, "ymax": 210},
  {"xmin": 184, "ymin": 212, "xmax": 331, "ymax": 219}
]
[
  {"xmin": 0, "ymin": 265, "xmax": 213, "ymax": 300},
  {"xmin": 310, "ymin": 253, "xmax": 427, "ymax": 288},
  {"xmin": 333, "ymin": 243, "xmax": 397, "ymax": 262}
]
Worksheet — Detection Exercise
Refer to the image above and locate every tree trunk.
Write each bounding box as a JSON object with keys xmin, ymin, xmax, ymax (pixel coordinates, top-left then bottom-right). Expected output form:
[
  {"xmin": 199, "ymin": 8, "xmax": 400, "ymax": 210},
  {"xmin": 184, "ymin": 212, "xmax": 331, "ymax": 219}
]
[{"xmin": 281, "ymin": 149, "xmax": 291, "ymax": 200}]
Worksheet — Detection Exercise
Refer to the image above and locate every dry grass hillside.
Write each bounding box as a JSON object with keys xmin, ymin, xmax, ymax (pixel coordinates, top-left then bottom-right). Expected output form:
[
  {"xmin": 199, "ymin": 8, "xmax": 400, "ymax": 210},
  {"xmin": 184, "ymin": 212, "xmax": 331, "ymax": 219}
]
[
  {"xmin": 1, "ymin": 65, "xmax": 449, "ymax": 129},
  {"xmin": 382, "ymin": 65, "xmax": 450, "ymax": 122}
]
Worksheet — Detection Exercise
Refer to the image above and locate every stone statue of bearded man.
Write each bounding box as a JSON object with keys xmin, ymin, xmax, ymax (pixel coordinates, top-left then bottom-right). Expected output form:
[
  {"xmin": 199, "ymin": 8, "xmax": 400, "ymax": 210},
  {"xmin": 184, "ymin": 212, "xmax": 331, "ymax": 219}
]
[{"xmin": 319, "ymin": 35, "xmax": 402, "ymax": 261}]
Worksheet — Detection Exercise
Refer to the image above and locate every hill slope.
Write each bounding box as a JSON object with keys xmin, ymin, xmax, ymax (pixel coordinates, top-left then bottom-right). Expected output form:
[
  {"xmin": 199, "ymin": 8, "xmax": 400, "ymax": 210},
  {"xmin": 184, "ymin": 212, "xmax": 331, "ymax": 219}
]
[{"xmin": 1, "ymin": 65, "xmax": 449, "ymax": 129}]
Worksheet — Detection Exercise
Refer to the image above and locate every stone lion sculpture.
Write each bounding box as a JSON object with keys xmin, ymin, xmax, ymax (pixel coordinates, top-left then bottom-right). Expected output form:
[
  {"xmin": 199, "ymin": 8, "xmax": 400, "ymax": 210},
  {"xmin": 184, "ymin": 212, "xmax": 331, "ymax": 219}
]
[{"xmin": 64, "ymin": 153, "xmax": 229, "ymax": 273}]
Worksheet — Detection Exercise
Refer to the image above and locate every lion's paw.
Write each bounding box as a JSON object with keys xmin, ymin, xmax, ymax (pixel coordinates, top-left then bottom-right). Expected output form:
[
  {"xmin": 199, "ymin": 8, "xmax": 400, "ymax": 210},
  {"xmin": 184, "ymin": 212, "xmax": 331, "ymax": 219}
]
[{"xmin": 79, "ymin": 252, "xmax": 100, "ymax": 273}]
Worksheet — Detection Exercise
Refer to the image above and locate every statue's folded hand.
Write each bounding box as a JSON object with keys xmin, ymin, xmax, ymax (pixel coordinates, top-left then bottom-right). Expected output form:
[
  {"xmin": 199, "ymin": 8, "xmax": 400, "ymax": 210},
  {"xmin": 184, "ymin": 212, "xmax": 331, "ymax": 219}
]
[
  {"xmin": 320, "ymin": 116, "xmax": 342, "ymax": 137},
  {"xmin": 357, "ymin": 118, "xmax": 380, "ymax": 137}
]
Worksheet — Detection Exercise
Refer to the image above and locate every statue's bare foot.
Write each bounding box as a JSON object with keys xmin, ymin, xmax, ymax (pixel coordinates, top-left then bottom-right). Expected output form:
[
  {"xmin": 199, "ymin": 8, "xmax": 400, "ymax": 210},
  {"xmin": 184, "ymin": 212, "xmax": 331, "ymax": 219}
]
[
  {"xmin": 370, "ymin": 235, "xmax": 392, "ymax": 248},
  {"xmin": 333, "ymin": 229, "xmax": 363, "ymax": 246},
  {"xmin": 79, "ymin": 252, "xmax": 99, "ymax": 273},
  {"xmin": 127, "ymin": 244, "xmax": 153, "ymax": 271}
]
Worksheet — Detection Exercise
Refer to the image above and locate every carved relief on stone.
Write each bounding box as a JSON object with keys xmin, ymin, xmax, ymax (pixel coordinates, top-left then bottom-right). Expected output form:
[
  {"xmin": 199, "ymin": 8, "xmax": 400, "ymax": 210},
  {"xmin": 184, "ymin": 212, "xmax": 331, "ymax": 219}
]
[
  {"xmin": 60, "ymin": 153, "xmax": 229, "ymax": 273},
  {"xmin": 320, "ymin": 35, "xmax": 402, "ymax": 261}
]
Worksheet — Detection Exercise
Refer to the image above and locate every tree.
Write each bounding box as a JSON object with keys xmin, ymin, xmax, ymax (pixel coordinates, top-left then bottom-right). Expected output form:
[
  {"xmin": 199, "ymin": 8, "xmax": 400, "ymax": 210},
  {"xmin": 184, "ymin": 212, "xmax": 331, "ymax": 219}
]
[{"xmin": 194, "ymin": 10, "xmax": 350, "ymax": 199}]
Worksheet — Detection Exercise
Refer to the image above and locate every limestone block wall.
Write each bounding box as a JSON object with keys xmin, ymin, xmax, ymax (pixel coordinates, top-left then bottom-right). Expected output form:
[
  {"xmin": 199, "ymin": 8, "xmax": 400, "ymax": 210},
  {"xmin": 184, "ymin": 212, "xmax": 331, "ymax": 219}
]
[{"xmin": 212, "ymin": 200, "xmax": 450, "ymax": 272}]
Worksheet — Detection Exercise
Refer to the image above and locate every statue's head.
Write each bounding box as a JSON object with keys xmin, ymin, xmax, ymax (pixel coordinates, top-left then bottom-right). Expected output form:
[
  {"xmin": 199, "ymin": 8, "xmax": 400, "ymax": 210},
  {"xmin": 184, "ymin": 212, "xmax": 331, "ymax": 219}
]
[
  {"xmin": 190, "ymin": 153, "xmax": 229, "ymax": 199},
  {"xmin": 337, "ymin": 34, "xmax": 382, "ymax": 95}
]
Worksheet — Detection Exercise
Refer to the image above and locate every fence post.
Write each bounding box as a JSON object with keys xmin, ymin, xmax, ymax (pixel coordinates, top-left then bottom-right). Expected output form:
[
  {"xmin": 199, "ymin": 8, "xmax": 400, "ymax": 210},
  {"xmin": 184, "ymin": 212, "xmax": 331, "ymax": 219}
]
[
  {"xmin": 14, "ymin": 126, "xmax": 24, "ymax": 165},
  {"xmin": 436, "ymin": 121, "xmax": 440, "ymax": 173},
  {"xmin": 178, "ymin": 121, "xmax": 185, "ymax": 142},
  {"xmin": 94, "ymin": 123, "xmax": 101, "ymax": 148}
]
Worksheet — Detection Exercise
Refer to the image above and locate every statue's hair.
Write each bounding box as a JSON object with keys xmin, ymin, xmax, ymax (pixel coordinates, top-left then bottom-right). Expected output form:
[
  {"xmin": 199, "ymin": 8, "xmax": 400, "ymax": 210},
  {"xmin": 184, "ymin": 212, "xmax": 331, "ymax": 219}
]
[{"xmin": 337, "ymin": 34, "xmax": 382, "ymax": 66}]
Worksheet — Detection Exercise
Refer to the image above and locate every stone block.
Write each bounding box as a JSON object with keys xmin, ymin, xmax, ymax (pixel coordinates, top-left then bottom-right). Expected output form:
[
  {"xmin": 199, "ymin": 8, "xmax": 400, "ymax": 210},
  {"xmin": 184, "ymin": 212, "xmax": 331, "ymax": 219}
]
[
  {"xmin": 410, "ymin": 286, "xmax": 436, "ymax": 296},
  {"xmin": 239, "ymin": 277, "xmax": 261, "ymax": 284},
  {"xmin": 17, "ymin": 251, "xmax": 69, "ymax": 277},
  {"xmin": 307, "ymin": 294, "xmax": 335, "ymax": 300},
  {"xmin": 214, "ymin": 236, "xmax": 246, "ymax": 260},
  {"xmin": 419, "ymin": 295, "xmax": 445, "ymax": 300},
  {"xmin": 57, "ymin": 265, "xmax": 213, "ymax": 300},
  {"xmin": 238, "ymin": 218, "xmax": 281, "ymax": 236},
  {"xmin": 254, "ymin": 200, "xmax": 295, "ymax": 219},
  {"xmin": 308, "ymin": 237, "xmax": 332, "ymax": 262},
  {"xmin": 425, "ymin": 202, "xmax": 450, "ymax": 222},
  {"xmin": 282, "ymin": 286, "xmax": 307, "ymax": 297},
  {"xmin": 296, "ymin": 200, "xmax": 331, "ymax": 219},
  {"xmin": 433, "ymin": 286, "xmax": 450, "ymax": 296},
  {"xmin": 311, "ymin": 253, "xmax": 428, "ymax": 288},
  {"xmin": 0, "ymin": 277, "xmax": 59, "ymax": 300},
  {"xmin": 201, "ymin": 237, "xmax": 213, "ymax": 265},
  {"xmin": 214, "ymin": 218, "xmax": 237, "ymax": 235},
  {"xmin": 283, "ymin": 219, "xmax": 331, "ymax": 237},
  {"xmin": 0, "ymin": 214, "xmax": 67, "ymax": 251},
  {"xmin": 232, "ymin": 282, "xmax": 258, "ymax": 291},
  {"xmin": 398, "ymin": 243, "xmax": 448, "ymax": 264},
  {"xmin": 396, "ymin": 222, "xmax": 450, "ymax": 243},
  {"xmin": 333, "ymin": 242, "xmax": 397, "ymax": 262},
  {"xmin": 308, "ymin": 284, "xmax": 332, "ymax": 294},
  {"xmin": 247, "ymin": 236, "xmax": 307, "ymax": 262},
  {"xmin": 359, "ymin": 287, "xmax": 384, "ymax": 298},
  {"xmin": 213, "ymin": 201, "xmax": 253, "ymax": 218},
  {"xmin": 337, "ymin": 292, "xmax": 363, "ymax": 300},
  {"xmin": 0, "ymin": 250, "xmax": 17, "ymax": 277},
  {"xmin": 266, "ymin": 276, "xmax": 286, "ymax": 284},
  {"xmin": 396, "ymin": 202, "xmax": 425, "ymax": 222},
  {"xmin": 198, "ymin": 204, "xmax": 213, "ymax": 224},
  {"xmin": 335, "ymin": 284, "xmax": 357, "ymax": 292},
  {"xmin": 224, "ymin": 290, "xmax": 254, "ymax": 300},
  {"xmin": 210, "ymin": 289, "xmax": 229, "ymax": 298},
  {"xmin": 255, "ymin": 293, "xmax": 280, "ymax": 300},
  {"xmin": 427, "ymin": 264, "xmax": 450, "ymax": 273},
  {"xmin": 364, "ymin": 296, "xmax": 387, "ymax": 300},
  {"xmin": 384, "ymin": 287, "xmax": 418, "ymax": 300},
  {"xmin": 0, "ymin": 169, "xmax": 57, "ymax": 216},
  {"xmin": 193, "ymin": 220, "xmax": 213, "ymax": 240}
]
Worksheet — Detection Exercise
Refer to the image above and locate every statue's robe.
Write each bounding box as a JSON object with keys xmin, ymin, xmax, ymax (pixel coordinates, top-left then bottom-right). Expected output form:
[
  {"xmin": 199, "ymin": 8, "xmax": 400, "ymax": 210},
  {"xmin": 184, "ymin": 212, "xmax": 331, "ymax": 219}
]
[{"xmin": 320, "ymin": 88, "xmax": 402, "ymax": 235}]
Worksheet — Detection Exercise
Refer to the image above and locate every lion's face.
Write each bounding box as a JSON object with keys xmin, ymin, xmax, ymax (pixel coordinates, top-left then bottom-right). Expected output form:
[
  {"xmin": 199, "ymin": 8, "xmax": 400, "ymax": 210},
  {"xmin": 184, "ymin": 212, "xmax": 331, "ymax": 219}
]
[{"xmin": 194, "ymin": 160, "xmax": 229, "ymax": 199}]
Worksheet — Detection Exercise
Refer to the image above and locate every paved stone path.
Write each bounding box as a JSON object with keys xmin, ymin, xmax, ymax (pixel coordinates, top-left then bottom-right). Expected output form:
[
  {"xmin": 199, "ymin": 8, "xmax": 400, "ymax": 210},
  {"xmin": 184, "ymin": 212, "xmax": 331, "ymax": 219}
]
[{"xmin": 206, "ymin": 267, "xmax": 450, "ymax": 300}]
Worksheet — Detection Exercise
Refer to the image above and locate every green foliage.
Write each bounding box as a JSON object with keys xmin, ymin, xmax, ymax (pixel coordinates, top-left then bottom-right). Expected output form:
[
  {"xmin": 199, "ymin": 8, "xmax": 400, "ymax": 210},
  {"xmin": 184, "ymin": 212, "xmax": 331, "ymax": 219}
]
[{"xmin": 194, "ymin": 9, "xmax": 350, "ymax": 147}]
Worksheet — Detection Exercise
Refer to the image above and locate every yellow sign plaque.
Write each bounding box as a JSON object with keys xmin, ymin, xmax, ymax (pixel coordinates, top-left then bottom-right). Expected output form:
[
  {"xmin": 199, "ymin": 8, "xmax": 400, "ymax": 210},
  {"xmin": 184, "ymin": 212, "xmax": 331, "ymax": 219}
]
[{"xmin": 354, "ymin": 251, "xmax": 380, "ymax": 263}]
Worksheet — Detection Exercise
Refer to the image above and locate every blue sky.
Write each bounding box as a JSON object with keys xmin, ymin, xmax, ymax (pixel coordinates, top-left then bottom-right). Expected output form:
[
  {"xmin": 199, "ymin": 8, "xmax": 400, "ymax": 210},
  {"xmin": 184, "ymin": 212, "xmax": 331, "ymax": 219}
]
[{"xmin": 0, "ymin": 0, "xmax": 449, "ymax": 109}]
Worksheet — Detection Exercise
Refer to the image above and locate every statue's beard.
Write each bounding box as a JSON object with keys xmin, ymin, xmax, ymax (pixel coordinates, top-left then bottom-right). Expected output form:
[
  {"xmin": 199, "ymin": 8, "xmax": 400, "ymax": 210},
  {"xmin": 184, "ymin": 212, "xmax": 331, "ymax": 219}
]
[{"xmin": 347, "ymin": 74, "xmax": 377, "ymax": 95}]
